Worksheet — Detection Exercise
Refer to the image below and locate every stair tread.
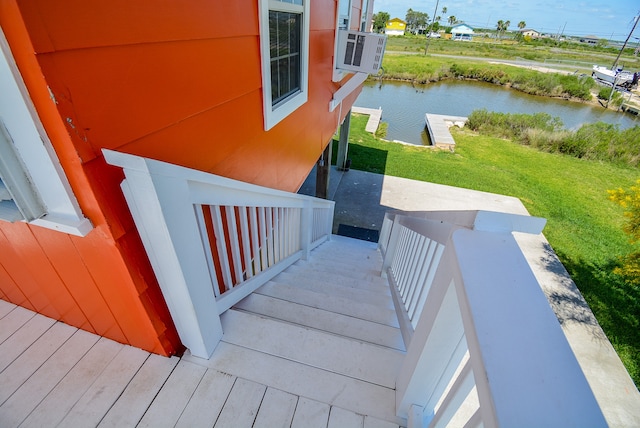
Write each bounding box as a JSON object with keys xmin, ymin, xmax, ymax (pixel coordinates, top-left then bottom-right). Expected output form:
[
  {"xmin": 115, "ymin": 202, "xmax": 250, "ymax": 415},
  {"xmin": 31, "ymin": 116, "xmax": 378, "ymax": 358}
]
[
  {"xmin": 287, "ymin": 260, "xmax": 389, "ymax": 288},
  {"xmin": 257, "ymin": 281, "xmax": 399, "ymax": 328},
  {"xmin": 280, "ymin": 267, "xmax": 391, "ymax": 295},
  {"xmin": 234, "ymin": 293, "xmax": 405, "ymax": 351},
  {"xmin": 221, "ymin": 310, "xmax": 402, "ymax": 388},
  {"xmin": 271, "ymin": 272, "xmax": 394, "ymax": 309}
]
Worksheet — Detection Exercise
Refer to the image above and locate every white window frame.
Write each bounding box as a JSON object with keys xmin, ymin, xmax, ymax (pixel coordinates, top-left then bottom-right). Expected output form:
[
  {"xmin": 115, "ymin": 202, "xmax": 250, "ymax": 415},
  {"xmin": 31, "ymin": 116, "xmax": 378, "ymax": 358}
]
[
  {"xmin": 333, "ymin": 0, "xmax": 374, "ymax": 82},
  {"xmin": 0, "ymin": 28, "xmax": 92, "ymax": 236},
  {"xmin": 259, "ymin": 0, "xmax": 310, "ymax": 130}
]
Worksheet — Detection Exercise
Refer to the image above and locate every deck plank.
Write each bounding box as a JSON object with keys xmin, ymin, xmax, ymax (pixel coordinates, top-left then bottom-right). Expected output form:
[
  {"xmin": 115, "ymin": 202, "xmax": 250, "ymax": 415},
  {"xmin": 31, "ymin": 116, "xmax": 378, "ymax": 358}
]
[
  {"xmin": 60, "ymin": 345, "xmax": 150, "ymax": 427},
  {"xmin": 254, "ymin": 387, "xmax": 298, "ymax": 428},
  {"xmin": 0, "ymin": 304, "xmax": 35, "ymax": 344},
  {"xmin": 184, "ymin": 342, "xmax": 399, "ymax": 424},
  {"xmin": 235, "ymin": 293, "xmax": 405, "ymax": 351},
  {"xmin": 0, "ymin": 299, "xmax": 16, "ymax": 319},
  {"xmin": 221, "ymin": 310, "xmax": 403, "ymax": 388},
  {"xmin": 290, "ymin": 397, "xmax": 330, "ymax": 428},
  {"xmin": 364, "ymin": 416, "xmax": 401, "ymax": 428},
  {"xmin": 0, "ymin": 328, "xmax": 99, "ymax": 427},
  {"xmin": 328, "ymin": 406, "xmax": 365, "ymax": 428},
  {"xmin": 98, "ymin": 354, "xmax": 179, "ymax": 427},
  {"xmin": 257, "ymin": 281, "xmax": 399, "ymax": 327},
  {"xmin": 0, "ymin": 321, "xmax": 76, "ymax": 406},
  {"xmin": 214, "ymin": 378, "xmax": 266, "ymax": 427},
  {"xmin": 0, "ymin": 313, "xmax": 55, "ymax": 372},
  {"xmin": 20, "ymin": 337, "xmax": 123, "ymax": 427},
  {"xmin": 137, "ymin": 359, "xmax": 207, "ymax": 427},
  {"xmin": 175, "ymin": 369, "xmax": 236, "ymax": 427}
]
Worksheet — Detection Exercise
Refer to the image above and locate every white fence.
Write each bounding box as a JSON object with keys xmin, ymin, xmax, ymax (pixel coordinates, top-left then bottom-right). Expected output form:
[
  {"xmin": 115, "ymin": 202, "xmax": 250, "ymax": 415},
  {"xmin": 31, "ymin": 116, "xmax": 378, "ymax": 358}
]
[
  {"xmin": 380, "ymin": 211, "xmax": 607, "ymax": 428},
  {"xmin": 104, "ymin": 150, "xmax": 334, "ymax": 358}
]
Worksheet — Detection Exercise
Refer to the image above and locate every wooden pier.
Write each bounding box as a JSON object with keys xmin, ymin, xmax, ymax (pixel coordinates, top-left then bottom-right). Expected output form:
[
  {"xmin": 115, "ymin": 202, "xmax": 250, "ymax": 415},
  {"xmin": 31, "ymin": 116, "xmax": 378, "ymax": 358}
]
[
  {"xmin": 425, "ymin": 114, "xmax": 468, "ymax": 150},
  {"xmin": 352, "ymin": 106, "xmax": 382, "ymax": 133}
]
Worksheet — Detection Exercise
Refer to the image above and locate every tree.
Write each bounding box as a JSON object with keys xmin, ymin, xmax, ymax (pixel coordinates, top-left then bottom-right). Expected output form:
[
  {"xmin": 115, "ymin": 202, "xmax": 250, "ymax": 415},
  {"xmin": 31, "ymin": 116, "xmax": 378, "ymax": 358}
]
[
  {"xmin": 518, "ymin": 21, "xmax": 526, "ymax": 30},
  {"xmin": 441, "ymin": 6, "xmax": 447, "ymax": 15},
  {"xmin": 406, "ymin": 9, "xmax": 429, "ymax": 34},
  {"xmin": 609, "ymin": 180, "xmax": 640, "ymax": 286},
  {"xmin": 496, "ymin": 19, "xmax": 510, "ymax": 39},
  {"xmin": 372, "ymin": 11, "xmax": 390, "ymax": 33},
  {"xmin": 448, "ymin": 15, "xmax": 457, "ymax": 26}
]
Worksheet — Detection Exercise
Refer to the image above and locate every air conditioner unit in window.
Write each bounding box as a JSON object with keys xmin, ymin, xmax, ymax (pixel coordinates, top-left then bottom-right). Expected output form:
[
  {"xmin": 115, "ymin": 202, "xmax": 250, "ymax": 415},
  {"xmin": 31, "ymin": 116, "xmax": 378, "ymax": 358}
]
[{"xmin": 336, "ymin": 30, "xmax": 387, "ymax": 74}]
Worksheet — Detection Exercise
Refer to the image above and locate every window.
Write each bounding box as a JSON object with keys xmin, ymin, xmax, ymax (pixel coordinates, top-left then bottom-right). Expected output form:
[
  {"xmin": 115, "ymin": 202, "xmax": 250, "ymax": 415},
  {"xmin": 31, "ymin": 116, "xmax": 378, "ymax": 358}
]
[
  {"xmin": 0, "ymin": 29, "xmax": 92, "ymax": 236},
  {"xmin": 259, "ymin": 0, "xmax": 309, "ymax": 130}
]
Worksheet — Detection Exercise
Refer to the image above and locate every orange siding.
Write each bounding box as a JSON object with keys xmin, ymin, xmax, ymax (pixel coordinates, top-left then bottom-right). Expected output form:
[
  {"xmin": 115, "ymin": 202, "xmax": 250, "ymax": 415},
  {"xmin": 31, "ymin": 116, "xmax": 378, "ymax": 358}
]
[{"xmin": 0, "ymin": 0, "xmax": 363, "ymax": 355}]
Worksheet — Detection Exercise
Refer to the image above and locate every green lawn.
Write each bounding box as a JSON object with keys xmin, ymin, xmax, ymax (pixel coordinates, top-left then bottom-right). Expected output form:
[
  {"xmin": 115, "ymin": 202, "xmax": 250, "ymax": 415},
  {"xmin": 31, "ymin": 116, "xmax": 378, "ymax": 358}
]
[{"xmin": 336, "ymin": 113, "xmax": 640, "ymax": 387}]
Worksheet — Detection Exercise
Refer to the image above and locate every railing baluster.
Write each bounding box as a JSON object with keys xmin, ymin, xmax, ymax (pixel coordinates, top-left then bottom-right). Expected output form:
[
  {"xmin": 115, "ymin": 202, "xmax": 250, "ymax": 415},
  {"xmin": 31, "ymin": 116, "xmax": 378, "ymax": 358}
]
[
  {"xmin": 249, "ymin": 207, "xmax": 261, "ymax": 274},
  {"xmin": 211, "ymin": 205, "xmax": 233, "ymax": 292},
  {"xmin": 239, "ymin": 206, "xmax": 252, "ymax": 279},
  {"xmin": 410, "ymin": 244, "xmax": 445, "ymax": 325},
  {"xmin": 406, "ymin": 238, "xmax": 436, "ymax": 315},
  {"xmin": 194, "ymin": 205, "xmax": 222, "ymax": 297},
  {"xmin": 427, "ymin": 358, "xmax": 476, "ymax": 428},
  {"xmin": 226, "ymin": 206, "xmax": 243, "ymax": 285},
  {"xmin": 405, "ymin": 235, "xmax": 428, "ymax": 312},
  {"xmin": 266, "ymin": 207, "xmax": 275, "ymax": 267}
]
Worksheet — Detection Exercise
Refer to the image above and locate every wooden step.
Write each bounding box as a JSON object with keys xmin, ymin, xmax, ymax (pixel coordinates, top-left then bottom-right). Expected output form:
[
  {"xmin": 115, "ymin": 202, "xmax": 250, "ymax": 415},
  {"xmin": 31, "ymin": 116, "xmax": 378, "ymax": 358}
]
[
  {"xmin": 256, "ymin": 281, "xmax": 399, "ymax": 328},
  {"xmin": 272, "ymin": 271, "xmax": 394, "ymax": 309},
  {"xmin": 234, "ymin": 293, "xmax": 405, "ymax": 351},
  {"xmin": 288, "ymin": 262, "xmax": 390, "ymax": 292},
  {"xmin": 183, "ymin": 342, "xmax": 402, "ymax": 425},
  {"xmin": 220, "ymin": 309, "xmax": 403, "ymax": 388}
]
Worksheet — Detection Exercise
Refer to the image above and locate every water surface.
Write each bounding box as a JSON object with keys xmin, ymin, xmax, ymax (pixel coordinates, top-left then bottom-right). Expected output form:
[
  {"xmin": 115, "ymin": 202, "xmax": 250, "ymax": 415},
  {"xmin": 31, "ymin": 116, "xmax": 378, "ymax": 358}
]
[{"xmin": 355, "ymin": 80, "xmax": 640, "ymax": 145}]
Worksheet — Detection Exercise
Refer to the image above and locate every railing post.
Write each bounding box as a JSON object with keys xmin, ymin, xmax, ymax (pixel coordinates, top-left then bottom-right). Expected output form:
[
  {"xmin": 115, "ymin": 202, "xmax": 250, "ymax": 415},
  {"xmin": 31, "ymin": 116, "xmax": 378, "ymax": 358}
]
[
  {"xmin": 300, "ymin": 199, "xmax": 313, "ymax": 260},
  {"xmin": 104, "ymin": 150, "xmax": 222, "ymax": 359},
  {"xmin": 381, "ymin": 217, "xmax": 401, "ymax": 278}
]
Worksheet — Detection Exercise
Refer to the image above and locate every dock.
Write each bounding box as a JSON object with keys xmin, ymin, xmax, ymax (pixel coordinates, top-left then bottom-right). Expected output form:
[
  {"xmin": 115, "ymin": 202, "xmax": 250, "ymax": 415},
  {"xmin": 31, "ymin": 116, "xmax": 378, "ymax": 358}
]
[
  {"xmin": 352, "ymin": 106, "xmax": 382, "ymax": 133},
  {"xmin": 425, "ymin": 114, "xmax": 468, "ymax": 150}
]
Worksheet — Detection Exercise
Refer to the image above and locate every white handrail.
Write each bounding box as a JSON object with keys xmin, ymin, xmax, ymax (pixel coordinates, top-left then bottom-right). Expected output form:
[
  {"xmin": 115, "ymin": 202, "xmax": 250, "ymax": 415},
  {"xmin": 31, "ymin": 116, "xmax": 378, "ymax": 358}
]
[
  {"xmin": 382, "ymin": 211, "xmax": 607, "ymax": 427},
  {"xmin": 103, "ymin": 150, "xmax": 334, "ymax": 358}
]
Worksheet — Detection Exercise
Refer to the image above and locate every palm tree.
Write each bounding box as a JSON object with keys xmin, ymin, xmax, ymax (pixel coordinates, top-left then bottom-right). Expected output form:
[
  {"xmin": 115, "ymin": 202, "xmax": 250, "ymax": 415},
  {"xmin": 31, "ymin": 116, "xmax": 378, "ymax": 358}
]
[
  {"xmin": 496, "ymin": 20, "xmax": 505, "ymax": 39},
  {"xmin": 448, "ymin": 15, "xmax": 456, "ymax": 26},
  {"xmin": 518, "ymin": 21, "xmax": 526, "ymax": 30},
  {"xmin": 441, "ymin": 6, "xmax": 447, "ymax": 16}
]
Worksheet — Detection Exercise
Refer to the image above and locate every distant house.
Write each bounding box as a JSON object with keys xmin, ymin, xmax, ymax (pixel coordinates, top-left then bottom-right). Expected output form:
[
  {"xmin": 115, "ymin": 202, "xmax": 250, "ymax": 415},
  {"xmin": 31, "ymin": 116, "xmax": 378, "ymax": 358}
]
[
  {"xmin": 385, "ymin": 18, "xmax": 406, "ymax": 36},
  {"xmin": 520, "ymin": 29, "xmax": 540, "ymax": 38},
  {"xmin": 451, "ymin": 23, "xmax": 474, "ymax": 41},
  {"xmin": 580, "ymin": 35, "xmax": 599, "ymax": 45}
]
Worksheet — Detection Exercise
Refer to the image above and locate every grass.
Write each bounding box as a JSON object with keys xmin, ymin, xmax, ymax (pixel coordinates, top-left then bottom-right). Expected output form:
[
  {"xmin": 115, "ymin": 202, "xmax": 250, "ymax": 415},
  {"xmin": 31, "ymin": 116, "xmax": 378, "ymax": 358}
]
[
  {"xmin": 336, "ymin": 113, "xmax": 640, "ymax": 387},
  {"xmin": 378, "ymin": 54, "xmax": 596, "ymax": 100},
  {"xmin": 384, "ymin": 35, "xmax": 640, "ymax": 70}
]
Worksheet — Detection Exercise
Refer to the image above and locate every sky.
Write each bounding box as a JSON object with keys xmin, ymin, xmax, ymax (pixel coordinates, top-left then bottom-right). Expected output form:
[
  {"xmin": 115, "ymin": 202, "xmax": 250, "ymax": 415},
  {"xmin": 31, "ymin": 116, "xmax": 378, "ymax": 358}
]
[{"xmin": 372, "ymin": 0, "xmax": 640, "ymax": 41}]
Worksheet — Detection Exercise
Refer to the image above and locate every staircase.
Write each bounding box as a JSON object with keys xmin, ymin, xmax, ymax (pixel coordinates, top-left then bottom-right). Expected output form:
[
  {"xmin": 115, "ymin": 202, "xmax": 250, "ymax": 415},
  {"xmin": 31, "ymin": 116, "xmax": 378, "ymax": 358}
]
[{"xmin": 183, "ymin": 235, "xmax": 406, "ymax": 426}]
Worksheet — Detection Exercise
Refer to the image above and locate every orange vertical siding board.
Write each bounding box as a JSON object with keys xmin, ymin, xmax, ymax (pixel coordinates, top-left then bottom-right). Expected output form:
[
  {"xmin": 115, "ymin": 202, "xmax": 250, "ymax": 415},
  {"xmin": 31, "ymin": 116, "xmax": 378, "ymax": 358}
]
[
  {"xmin": 0, "ymin": 224, "xmax": 90, "ymax": 328},
  {"xmin": 70, "ymin": 232, "xmax": 170, "ymax": 354},
  {"xmin": 0, "ymin": 264, "xmax": 31, "ymax": 309},
  {"xmin": 30, "ymin": 226, "xmax": 126, "ymax": 341}
]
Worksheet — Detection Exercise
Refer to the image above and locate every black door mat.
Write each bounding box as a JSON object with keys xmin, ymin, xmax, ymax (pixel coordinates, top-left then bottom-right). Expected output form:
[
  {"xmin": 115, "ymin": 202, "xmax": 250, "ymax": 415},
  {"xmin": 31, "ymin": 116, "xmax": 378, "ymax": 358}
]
[{"xmin": 337, "ymin": 224, "xmax": 380, "ymax": 242}]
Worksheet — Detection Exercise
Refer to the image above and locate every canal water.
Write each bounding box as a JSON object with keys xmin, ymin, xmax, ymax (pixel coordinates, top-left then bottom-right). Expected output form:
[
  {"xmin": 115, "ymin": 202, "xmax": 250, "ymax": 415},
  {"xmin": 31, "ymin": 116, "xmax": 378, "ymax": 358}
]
[{"xmin": 354, "ymin": 80, "xmax": 640, "ymax": 145}]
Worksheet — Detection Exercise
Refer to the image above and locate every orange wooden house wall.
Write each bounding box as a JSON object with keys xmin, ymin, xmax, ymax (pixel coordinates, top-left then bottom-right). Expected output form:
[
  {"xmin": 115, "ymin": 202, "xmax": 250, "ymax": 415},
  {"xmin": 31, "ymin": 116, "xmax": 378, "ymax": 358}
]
[{"xmin": 0, "ymin": 0, "xmax": 364, "ymax": 355}]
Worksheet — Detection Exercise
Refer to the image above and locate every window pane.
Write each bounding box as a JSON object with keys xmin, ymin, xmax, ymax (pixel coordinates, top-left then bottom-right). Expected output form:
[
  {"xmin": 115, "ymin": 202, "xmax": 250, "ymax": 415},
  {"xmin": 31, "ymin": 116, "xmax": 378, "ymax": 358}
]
[{"xmin": 269, "ymin": 10, "xmax": 301, "ymax": 106}]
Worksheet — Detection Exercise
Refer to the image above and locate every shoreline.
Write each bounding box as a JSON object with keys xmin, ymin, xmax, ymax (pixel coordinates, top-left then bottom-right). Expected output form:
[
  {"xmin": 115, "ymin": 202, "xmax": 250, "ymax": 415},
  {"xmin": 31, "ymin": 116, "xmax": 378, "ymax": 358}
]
[{"xmin": 369, "ymin": 66, "xmax": 640, "ymax": 113}]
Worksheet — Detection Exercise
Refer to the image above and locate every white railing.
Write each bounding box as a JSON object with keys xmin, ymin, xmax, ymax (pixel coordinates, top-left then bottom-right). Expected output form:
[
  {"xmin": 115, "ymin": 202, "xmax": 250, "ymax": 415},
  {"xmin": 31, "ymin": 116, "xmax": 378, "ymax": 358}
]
[
  {"xmin": 380, "ymin": 211, "xmax": 607, "ymax": 428},
  {"xmin": 103, "ymin": 150, "xmax": 334, "ymax": 359}
]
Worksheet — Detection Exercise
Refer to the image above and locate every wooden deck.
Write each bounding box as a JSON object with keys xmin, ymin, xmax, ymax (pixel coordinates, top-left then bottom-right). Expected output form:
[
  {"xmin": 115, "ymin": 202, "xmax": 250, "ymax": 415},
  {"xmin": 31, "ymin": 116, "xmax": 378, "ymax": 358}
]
[{"xmin": 0, "ymin": 236, "xmax": 404, "ymax": 427}]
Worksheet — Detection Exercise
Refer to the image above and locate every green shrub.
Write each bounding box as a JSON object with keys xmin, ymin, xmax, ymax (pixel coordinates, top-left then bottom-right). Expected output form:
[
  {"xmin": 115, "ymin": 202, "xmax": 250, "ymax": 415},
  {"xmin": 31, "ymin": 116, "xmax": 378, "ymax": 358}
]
[{"xmin": 466, "ymin": 110, "xmax": 640, "ymax": 166}]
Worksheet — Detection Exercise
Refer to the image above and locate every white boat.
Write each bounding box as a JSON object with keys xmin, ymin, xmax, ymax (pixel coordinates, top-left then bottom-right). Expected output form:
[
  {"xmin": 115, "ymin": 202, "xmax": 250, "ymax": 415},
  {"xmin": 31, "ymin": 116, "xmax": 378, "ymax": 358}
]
[{"xmin": 592, "ymin": 65, "xmax": 636, "ymax": 87}]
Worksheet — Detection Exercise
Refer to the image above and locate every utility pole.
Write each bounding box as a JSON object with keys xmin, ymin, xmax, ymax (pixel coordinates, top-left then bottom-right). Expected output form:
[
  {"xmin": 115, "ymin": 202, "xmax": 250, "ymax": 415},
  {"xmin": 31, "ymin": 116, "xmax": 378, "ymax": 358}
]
[
  {"xmin": 613, "ymin": 12, "xmax": 640, "ymax": 69},
  {"xmin": 425, "ymin": 0, "xmax": 440, "ymax": 55}
]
